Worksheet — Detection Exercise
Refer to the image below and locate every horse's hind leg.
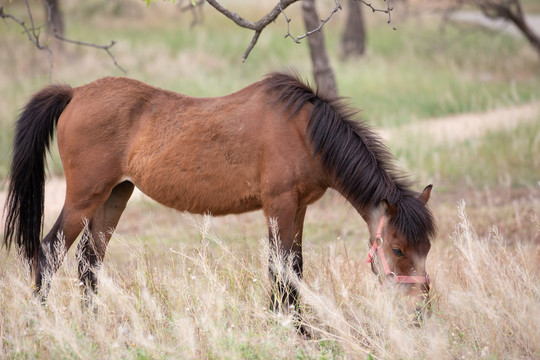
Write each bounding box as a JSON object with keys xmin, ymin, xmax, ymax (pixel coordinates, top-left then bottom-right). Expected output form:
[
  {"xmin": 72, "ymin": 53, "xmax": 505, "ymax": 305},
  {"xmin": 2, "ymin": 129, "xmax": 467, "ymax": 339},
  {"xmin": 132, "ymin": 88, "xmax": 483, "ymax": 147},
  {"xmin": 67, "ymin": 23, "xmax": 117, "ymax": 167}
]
[
  {"xmin": 77, "ymin": 181, "xmax": 134, "ymax": 299},
  {"xmin": 35, "ymin": 201, "xmax": 108, "ymax": 300},
  {"xmin": 34, "ymin": 180, "xmax": 125, "ymax": 300}
]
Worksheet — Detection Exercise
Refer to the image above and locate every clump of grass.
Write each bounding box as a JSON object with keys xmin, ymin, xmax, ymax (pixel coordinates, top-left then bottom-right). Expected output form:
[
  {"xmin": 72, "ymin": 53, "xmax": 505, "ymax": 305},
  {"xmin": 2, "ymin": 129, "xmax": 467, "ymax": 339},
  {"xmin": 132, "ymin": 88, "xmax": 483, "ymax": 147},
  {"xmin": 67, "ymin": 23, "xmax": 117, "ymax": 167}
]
[{"xmin": 1, "ymin": 206, "xmax": 539, "ymax": 359}]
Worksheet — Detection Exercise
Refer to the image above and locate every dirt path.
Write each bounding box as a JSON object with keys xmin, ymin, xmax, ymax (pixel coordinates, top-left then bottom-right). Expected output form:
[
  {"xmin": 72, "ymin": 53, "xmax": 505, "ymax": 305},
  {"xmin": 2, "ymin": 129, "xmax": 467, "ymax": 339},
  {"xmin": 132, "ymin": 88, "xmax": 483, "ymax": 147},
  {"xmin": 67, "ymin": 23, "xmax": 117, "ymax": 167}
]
[
  {"xmin": 379, "ymin": 101, "xmax": 540, "ymax": 143},
  {"xmin": 1, "ymin": 101, "xmax": 539, "ymax": 233}
]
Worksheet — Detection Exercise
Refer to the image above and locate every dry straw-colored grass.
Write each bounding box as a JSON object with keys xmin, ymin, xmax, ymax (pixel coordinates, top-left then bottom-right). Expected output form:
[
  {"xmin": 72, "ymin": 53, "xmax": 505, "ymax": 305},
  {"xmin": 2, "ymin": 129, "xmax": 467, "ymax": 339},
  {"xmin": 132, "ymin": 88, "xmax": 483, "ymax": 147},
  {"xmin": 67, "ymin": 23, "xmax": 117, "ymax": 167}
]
[
  {"xmin": 1, "ymin": 202, "xmax": 539, "ymax": 359},
  {"xmin": 1, "ymin": 2, "xmax": 540, "ymax": 358}
]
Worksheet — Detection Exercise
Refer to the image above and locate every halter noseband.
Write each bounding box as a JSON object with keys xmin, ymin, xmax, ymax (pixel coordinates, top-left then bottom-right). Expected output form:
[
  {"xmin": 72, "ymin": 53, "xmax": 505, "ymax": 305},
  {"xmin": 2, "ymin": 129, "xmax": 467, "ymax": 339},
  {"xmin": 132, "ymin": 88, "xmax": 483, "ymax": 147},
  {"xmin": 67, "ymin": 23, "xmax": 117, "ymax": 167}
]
[{"xmin": 366, "ymin": 216, "xmax": 430, "ymax": 285}]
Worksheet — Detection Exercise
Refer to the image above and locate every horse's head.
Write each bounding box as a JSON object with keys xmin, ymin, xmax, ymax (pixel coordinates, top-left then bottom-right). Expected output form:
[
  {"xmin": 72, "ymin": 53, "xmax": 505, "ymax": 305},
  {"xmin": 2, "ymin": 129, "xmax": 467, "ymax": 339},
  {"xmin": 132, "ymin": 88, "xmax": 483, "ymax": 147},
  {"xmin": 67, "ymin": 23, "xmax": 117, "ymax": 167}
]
[{"xmin": 367, "ymin": 185, "xmax": 435, "ymax": 318}]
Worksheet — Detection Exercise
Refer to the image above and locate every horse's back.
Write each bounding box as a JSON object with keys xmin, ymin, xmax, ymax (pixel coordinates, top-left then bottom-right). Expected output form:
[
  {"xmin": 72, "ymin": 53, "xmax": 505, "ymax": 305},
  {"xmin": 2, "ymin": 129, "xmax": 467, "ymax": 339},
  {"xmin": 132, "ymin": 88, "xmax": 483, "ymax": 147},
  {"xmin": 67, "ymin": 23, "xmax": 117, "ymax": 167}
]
[
  {"xmin": 56, "ymin": 77, "xmax": 326, "ymax": 215},
  {"xmin": 125, "ymin": 81, "xmax": 317, "ymax": 214}
]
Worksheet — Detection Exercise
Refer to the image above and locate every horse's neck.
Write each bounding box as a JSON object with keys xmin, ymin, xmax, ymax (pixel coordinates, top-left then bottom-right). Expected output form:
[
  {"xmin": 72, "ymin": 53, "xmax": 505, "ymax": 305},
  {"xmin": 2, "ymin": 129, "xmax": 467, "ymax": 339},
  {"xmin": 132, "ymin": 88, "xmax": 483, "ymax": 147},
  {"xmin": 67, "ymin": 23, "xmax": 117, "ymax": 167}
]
[
  {"xmin": 332, "ymin": 182, "xmax": 397, "ymax": 238},
  {"xmin": 336, "ymin": 189, "xmax": 374, "ymax": 227},
  {"xmin": 331, "ymin": 181, "xmax": 382, "ymax": 216}
]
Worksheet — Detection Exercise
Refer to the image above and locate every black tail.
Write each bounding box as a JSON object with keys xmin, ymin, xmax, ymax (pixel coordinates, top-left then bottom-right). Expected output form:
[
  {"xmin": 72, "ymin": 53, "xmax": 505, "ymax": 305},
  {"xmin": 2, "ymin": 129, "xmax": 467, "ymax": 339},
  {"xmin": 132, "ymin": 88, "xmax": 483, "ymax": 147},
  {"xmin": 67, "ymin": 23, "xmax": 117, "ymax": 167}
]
[{"xmin": 3, "ymin": 84, "xmax": 73, "ymax": 263}]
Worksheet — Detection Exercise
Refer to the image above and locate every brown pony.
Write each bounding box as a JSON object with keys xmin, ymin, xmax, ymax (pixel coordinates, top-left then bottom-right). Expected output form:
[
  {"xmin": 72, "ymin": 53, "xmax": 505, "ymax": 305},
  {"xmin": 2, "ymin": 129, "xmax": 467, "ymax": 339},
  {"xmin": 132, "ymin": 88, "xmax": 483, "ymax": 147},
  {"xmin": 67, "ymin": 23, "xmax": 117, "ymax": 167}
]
[{"xmin": 3, "ymin": 71, "xmax": 435, "ymax": 315}]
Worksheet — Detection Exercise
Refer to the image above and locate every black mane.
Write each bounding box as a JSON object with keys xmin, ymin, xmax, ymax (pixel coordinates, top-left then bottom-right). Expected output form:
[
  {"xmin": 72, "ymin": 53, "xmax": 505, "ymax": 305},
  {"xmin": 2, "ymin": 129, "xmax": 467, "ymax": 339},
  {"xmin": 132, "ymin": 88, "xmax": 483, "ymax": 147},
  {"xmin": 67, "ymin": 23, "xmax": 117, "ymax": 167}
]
[{"xmin": 264, "ymin": 71, "xmax": 436, "ymax": 245}]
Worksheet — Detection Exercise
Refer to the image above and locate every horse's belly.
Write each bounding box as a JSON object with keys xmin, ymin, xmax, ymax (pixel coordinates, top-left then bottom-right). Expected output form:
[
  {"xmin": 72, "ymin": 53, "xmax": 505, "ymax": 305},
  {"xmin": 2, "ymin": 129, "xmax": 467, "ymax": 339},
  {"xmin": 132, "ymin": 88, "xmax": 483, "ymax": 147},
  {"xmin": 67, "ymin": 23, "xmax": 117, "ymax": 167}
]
[
  {"xmin": 129, "ymin": 160, "xmax": 263, "ymax": 215},
  {"xmin": 125, "ymin": 112, "xmax": 273, "ymax": 215}
]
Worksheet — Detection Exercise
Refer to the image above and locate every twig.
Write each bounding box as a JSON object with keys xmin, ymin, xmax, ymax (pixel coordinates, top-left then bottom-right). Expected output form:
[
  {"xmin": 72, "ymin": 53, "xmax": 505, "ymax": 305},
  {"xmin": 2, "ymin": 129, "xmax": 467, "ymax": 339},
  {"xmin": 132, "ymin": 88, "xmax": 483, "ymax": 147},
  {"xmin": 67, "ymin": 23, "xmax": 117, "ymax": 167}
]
[
  {"xmin": 54, "ymin": 35, "xmax": 126, "ymax": 73},
  {"xmin": 25, "ymin": 0, "xmax": 39, "ymax": 41},
  {"xmin": 281, "ymin": 0, "xmax": 343, "ymax": 43},
  {"xmin": 357, "ymin": 0, "xmax": 389, "ymax": 14},
  {"xmin": 357, "ymin": 0, "xmax": 396, "ymax": 30},
  {"xmin": 0, "ymin": 1, "xmax": 126, "ymax": 78},
  {"xmin": 242, "ymin": 30, "xmax": 262, "ymax": 62},
  {"xmin": 278, "ymin": 2, "xmax": 298, "ymax": 43},
  {"xmin": 385, "ymin": 0, "xmax": 395, "ymax": 30},
  {"xmin": 0, "ymin": 4, "xmax": 46, "ymax": 49},
  {"xmin": 1, "ymin": 2, "xmax": 54, "ymax": 77}
]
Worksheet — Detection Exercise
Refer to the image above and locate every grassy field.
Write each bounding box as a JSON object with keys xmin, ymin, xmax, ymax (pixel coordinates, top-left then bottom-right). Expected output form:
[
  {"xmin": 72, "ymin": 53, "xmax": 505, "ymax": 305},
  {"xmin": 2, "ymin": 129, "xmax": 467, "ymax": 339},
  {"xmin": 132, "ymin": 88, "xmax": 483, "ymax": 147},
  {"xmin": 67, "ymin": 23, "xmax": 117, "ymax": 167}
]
[{"xmin": 1, "ymin": 0, "xmax": 540, "ymax": 359}]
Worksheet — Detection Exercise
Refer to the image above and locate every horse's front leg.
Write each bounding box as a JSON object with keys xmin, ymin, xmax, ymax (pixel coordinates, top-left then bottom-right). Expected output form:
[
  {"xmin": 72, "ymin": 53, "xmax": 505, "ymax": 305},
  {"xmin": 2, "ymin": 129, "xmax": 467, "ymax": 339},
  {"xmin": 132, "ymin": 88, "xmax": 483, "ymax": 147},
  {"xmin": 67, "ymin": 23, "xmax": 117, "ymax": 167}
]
[
  {"xmin": 264, "ymin": 193, "xmax": 306, "ymax": 313},
  {"xmin": 268, "ymin": 234, "xmax": 303, "ymax": 313}
]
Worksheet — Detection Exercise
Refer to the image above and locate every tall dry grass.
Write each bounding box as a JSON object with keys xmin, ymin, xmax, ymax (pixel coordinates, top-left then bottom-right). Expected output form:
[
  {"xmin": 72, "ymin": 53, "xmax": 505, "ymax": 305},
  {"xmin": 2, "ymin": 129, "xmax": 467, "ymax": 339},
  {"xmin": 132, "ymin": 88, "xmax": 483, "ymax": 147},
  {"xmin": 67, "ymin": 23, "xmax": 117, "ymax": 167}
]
[{"xmin": 1, "ymin": 203, "xmax": 539, "ymax": 359}]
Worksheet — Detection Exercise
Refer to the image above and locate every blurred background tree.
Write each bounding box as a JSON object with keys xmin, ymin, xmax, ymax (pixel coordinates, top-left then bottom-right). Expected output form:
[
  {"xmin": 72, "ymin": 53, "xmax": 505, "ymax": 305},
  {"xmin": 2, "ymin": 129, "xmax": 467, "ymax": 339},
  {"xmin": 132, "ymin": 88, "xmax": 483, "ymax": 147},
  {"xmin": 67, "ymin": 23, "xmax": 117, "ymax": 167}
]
[
  {"xmin": 443, "ymin": 0, "xmax": 540, "ymax": 58},
  {"xmin": 340, "ymin": 0, "xmax": 366, "ymax": 58},
  {"xmin": 44, "ymin": 0, "xmax": 64, "ymax": 36},
  {"xmin": 302, "ymin": 0, "xmax": 338, "ymax": 95}
]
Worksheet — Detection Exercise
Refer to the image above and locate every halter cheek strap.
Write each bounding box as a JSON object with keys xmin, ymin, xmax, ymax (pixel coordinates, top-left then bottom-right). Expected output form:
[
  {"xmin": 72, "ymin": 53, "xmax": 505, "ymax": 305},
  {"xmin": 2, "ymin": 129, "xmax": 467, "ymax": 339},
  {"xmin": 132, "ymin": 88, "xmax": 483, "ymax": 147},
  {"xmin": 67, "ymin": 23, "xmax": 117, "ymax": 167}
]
[{"xmin": 366, "ymin": 216, "xmax": 430, "ymax": 285}]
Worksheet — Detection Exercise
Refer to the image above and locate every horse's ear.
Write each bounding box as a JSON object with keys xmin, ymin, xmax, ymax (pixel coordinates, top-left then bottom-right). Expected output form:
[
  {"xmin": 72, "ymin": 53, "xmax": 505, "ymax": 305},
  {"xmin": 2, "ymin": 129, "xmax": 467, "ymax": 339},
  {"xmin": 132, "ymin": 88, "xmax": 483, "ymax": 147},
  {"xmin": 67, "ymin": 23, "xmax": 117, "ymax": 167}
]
[
  {"xmin": 381, "ymin": 199, "xmax": 398, "ymax": 218},
  {"xmin": 419, "ymin": 184, "xmax": 433, "ymax": 205}
]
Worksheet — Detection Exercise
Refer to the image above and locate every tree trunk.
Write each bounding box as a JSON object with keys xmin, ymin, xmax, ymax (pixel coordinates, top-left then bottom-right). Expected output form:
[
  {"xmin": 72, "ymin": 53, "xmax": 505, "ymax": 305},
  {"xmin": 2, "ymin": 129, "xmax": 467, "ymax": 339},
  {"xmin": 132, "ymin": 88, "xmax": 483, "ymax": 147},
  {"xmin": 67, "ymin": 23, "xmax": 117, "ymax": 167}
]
[
  {"xmin": 301, "ymin": 0, "xmax": 338, "ymax": 96},
  {"xmin": 44, "ymin": 0, "xmax": 64, "ymax": 36},
  {"xmin": 340, "ymin": 0, "xmax": 366, "ymax": 58}
]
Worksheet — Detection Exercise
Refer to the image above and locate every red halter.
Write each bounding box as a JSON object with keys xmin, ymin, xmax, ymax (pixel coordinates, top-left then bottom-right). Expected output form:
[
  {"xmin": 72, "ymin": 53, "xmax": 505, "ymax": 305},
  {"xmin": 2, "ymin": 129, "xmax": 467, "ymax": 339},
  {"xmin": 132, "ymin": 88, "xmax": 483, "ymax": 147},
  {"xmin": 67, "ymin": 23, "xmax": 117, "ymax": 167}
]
[{"xmin": 366, "ymin": 216, "xmax": 430, "ymax": 284}]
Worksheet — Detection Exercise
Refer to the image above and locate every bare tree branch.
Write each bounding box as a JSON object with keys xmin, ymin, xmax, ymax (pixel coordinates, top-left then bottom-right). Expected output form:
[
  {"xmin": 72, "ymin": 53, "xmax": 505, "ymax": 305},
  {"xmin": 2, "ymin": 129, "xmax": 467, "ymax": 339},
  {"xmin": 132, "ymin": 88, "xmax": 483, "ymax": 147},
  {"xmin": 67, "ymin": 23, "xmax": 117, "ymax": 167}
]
[
  {"xmin": 206, "ymin": 0, "xmax": 298, "ymax": 61},
  {"xmin": 0, "ymin": 0, "xmax": 126, "ymax": 78},
  {"xmin": 206, "ymin": 0, "xmax": 343, "ymax": 61},
  {"xmin": 1, "ymin": 2, "xmax": 55, "ymax": 77},
  {"xmin": 206, "ymin": 0, "xmax": 259, "ymax": 29},
  {"xmin": 207, "ymin": 0, "xmax": 398, "ymax": 61},
  {"xmin": 0, "ymin": 4, "xmax": 46, "ymax": 49},
  {"xmin": 53, "ymin": 35, "xmax": 127, "ymax": 73},
  {"xmin": 281, "ymin": 0, "xmax": 343, "ymax": 43},
  {"xmin": 357, "ymin": 0, "xmax": 396, "ymax": 30}
]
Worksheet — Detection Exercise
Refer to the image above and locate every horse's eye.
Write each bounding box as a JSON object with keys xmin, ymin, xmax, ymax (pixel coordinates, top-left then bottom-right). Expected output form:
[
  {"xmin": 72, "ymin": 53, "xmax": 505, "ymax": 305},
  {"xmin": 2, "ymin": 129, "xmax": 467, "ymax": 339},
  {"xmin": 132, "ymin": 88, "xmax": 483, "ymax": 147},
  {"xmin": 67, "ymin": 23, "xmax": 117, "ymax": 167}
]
[{"xmin": 392, "ymin": 248, "xmax": 404, "ymax": 257}]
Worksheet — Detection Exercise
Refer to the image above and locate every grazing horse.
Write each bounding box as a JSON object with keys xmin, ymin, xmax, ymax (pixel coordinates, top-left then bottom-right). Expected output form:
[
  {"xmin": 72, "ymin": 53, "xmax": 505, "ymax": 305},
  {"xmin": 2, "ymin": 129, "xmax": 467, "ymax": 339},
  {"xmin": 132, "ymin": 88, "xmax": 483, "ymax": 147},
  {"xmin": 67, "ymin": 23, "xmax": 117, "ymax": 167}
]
[{"xmin": 3, "ymin": 71, "xmax": 435, "ymax": 315}]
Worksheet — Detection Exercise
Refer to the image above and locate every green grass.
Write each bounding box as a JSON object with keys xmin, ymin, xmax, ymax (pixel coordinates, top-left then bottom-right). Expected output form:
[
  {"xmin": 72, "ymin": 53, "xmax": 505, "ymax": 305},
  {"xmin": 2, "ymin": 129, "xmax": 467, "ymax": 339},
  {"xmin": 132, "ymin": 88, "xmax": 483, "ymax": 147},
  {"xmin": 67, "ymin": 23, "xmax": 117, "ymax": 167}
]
[{"xmin": 393, "ymin": 116, "xmax": 540, "ymax": 188}]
